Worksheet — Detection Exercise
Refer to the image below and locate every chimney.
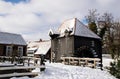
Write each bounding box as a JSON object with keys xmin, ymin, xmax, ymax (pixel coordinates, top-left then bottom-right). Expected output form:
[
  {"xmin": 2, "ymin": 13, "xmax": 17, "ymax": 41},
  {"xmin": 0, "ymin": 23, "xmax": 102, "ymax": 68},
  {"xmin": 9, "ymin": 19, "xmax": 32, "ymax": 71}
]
[{"xmin": 39, "ymin": 39, "xmax": 42, "ymax": 42}]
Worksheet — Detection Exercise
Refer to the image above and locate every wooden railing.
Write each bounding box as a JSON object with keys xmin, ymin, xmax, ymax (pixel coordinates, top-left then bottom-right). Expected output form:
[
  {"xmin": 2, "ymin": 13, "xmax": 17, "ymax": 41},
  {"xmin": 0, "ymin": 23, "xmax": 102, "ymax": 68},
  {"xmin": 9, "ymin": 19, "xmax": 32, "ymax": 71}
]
[
  {"xmin": 0, "ymin": 56, "xmax": 41, "ymax": 66},
  {"xmin": 0, "ymin": 56, "xmax": 45, "ymax": 78},
  {"xmin": 61, "ymin": 57, "xmax": 101, "ymax": 68}
]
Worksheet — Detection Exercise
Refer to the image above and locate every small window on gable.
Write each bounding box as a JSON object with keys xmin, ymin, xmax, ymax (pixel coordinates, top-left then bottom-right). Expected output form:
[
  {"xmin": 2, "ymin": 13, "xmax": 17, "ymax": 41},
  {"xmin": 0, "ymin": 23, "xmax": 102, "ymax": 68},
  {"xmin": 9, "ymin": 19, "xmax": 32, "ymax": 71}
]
[
  {"xmin": 6, "ymin": 46, "xmax": 12, "ymax": 56},
  {"xmin": 18, "ymin": 46, "xmax": 23, "ymax": 56}
]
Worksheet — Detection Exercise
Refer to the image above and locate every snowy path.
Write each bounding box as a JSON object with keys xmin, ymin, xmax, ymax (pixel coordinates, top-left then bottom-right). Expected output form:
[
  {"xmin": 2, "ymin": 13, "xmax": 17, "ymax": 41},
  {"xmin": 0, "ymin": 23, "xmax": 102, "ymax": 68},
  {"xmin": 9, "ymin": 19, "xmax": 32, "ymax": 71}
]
[{"xmin": 11, "ymin": 62, "xmax": 116, "ymax": 79}]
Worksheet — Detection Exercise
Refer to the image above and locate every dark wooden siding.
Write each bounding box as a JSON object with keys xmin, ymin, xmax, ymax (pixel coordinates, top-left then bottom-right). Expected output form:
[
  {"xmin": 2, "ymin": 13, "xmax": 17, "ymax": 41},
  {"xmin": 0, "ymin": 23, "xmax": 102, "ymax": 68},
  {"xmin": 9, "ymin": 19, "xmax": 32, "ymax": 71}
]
[
  {"xmin": 94, "ymin": 39, "xmax": 102, "ymax": 58},
  {"xmin": 74, "ymin": 36, "xmax": 102, "ymax": 58},
  {"xmin": 51, "ymin": 35, "xmax": 102, "ymax": 62},
  {"xmin": 23, "ymin": 46, "xmax": 27, "ymax": 56},
  {"xmin": 0, "ymin": 45, "xmax": 4, "ymax": 55},
  {"xmin": 51, "ymin": 36, "xmax": 74, "ymax": 62},
  {"xmin": 45, "ymin": 49, "xmax": 51, "ymax": 60},
  {"xmin": 0, "ymin": 44, "xmax": 27, "ymax": 56},
  {"xmin": 51, "ymin": 38, "xmax": 59, "ymax": 61},
  {"xmin": 58, "ymin": 36, "xmax": 74, "ymax": 57}
]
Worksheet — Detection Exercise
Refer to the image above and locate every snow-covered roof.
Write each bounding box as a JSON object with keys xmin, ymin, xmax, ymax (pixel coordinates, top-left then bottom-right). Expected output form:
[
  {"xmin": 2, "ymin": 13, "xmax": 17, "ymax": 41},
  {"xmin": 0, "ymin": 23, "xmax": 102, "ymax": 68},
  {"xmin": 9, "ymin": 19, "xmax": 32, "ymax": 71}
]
[
  {"xmin": 48, "ymin": 29, "xmax": 59, "ymax": 35},
  {"xmin": 35, "ymin": 40, "xmax": 51, "ymax": 55},
  {"xmin": 27, "ymin": 41, "xmax": 40, "ymax": 48},
  {"xmin": 0, "ymin": 32, "xmax": 27, "ymax": 45},
  {"xmin": 27, "ymin": 47, "xmax": 38, "ymax": 51},
  {"xmin": 57, "ymin": 18, "xmax": 101, "ymax": 39}
]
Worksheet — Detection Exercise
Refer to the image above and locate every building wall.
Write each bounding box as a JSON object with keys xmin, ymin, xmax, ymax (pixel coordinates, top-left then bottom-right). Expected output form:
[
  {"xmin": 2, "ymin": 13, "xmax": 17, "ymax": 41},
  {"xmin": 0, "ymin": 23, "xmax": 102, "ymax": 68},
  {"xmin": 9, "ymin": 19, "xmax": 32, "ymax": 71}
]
[
  {"xmin": 0, "ymin": 44, "xmax": 27, "ymax": 56},
  {"xmin": 0, "ymin": 44, "xmax": 4, "ymax": 56},
  {"xmin": 74, "ymin": 36, "xmax": 92, "ymax": 57},
  {"xmin": 58, "ymin": 36, "xmax": 74, "ymax": 57},
  {"xmin": 51, "ymin": 36, "xmax": 102, "ymax": 62},
  {"xmin": 94, "ymin": 39, "xmax": 102, "ymax": 58},
  {"xmin": 51, "ymin": 36, "xmax": 74, "ymax": 62},
  {"xmin": 74, "ymin": 36, "xmax": 102, "ymax": 58},
  {"xmin": 51, "ymin": 38, "xmax": 58, "ymax": 61},
  {"xmin": 23, "ymin": 46, "xmax": 27, "ymax": 56}
]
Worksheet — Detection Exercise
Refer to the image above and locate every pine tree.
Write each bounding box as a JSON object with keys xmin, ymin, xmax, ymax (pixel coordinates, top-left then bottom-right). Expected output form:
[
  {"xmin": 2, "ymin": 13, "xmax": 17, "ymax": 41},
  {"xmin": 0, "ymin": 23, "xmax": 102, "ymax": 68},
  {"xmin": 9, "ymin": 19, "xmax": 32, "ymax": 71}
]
[{"xmin": 88, "ymin": 22, "xmax": 98, "ymax": 34}]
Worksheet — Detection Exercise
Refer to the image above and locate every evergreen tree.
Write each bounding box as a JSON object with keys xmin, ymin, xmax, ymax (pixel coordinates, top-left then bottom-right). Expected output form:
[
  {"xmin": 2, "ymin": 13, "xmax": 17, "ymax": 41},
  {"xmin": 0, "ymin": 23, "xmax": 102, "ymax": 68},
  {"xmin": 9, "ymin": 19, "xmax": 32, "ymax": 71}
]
[
  {"xmin": 98, "ymin": 26, "xmax": 106, "ymax": 39},
  {"xmin": 88, "ymin": 22, "xmax": 98, "ymax": 34}
]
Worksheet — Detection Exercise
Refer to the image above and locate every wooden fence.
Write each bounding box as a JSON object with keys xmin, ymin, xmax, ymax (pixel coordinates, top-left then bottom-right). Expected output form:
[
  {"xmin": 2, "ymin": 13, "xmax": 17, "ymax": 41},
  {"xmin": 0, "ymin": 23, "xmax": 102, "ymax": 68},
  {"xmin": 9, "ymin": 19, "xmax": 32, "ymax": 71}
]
[
  {"xmin": 61, "ymin": 57, "xmax": 101, "ymax": 68},
  {"xmin": 0, "ymin": 56, "xmax": 41, "ymax": 66},
  {"xmin": 0, "ymin": 56, "xmax": 45, "ymax": 78}
]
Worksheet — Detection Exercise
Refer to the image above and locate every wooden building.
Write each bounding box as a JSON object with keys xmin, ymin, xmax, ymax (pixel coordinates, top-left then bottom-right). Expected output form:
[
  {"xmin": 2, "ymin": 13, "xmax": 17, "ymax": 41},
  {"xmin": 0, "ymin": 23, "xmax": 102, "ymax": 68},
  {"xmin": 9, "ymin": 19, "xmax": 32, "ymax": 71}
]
[
  {"xmin": 49, "ymin": 18, "xmax": 102, "ymax": 62},
  {"xmin": 27, "ymin": 40, "xmax": 51, "ymax": 60},
  {"xmin": 0, "ymin": 32, "xmax": 27, "ymax": 56}
]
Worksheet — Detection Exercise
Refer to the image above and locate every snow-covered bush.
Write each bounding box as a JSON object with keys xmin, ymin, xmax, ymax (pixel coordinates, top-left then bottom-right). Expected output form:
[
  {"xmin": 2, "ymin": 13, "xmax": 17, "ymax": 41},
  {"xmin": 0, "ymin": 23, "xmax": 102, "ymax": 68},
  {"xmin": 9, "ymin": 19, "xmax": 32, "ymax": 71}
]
[{"xmin": 109, "ymin": 59, "xmax": 120, "ymax": 79}]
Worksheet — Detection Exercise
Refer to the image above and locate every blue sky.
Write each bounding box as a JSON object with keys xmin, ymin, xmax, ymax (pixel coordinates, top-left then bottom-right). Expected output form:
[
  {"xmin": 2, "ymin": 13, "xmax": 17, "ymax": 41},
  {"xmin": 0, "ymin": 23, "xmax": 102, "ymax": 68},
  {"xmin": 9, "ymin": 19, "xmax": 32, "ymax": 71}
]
[
  {"xmin": 4, "ymin": 0, "xmax": 29, "ymax": 3},
  {"xmin": 0, "ymin": 0, "xmax": 120, "ymax": 41}
]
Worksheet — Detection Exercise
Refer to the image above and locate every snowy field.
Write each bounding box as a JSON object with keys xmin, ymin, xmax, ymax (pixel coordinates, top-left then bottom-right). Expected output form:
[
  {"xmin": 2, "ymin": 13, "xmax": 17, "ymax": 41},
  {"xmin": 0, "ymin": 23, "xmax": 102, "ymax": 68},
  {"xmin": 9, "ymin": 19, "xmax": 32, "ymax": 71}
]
[{"xmin": 11, "ymin": 57, "xmax": 116, "ymax": 79}]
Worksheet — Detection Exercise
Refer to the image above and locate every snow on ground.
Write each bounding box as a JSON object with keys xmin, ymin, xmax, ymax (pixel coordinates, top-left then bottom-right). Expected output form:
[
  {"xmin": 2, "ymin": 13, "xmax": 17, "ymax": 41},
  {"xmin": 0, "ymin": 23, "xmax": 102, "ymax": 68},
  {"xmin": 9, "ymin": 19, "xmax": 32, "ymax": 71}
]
[
  {"xmin": 11, "ymin": 58, "xmax": 116, "ymax": 79},
  {"xmin": 102, "ymin": 57, "xmax": 114, "ymax": 67},
  {"xmin": 102, "ymin": 54, "xmax": 114, "ymax": 67}
]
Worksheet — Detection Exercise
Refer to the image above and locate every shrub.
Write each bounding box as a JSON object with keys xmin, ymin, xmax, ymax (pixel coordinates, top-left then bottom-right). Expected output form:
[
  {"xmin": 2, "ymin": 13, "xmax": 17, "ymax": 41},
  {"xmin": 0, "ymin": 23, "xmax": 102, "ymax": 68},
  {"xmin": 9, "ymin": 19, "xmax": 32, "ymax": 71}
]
[{"xmin": 109, "ymin": 59, "xmax": 120, "ymax": 79}]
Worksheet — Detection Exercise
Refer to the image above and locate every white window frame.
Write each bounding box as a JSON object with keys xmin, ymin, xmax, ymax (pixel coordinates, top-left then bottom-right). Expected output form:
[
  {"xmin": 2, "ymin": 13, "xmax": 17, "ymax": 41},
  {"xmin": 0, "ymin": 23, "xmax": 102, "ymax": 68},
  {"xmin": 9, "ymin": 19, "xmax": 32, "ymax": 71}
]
[
  {"xmin": 6, "ymin": 46, "xmax": 12, "ymax": 56},
  {"xmin": 18, "ymin": 46, "xmax": 23, "ymax": 56}
]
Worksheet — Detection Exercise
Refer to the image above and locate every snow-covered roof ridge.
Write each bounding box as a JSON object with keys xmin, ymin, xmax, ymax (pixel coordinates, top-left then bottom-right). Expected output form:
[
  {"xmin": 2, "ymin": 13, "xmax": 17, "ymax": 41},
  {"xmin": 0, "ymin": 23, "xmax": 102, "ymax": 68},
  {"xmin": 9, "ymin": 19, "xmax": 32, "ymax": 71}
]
[
  {"xmin": 0, "ymin": 32, "xmax": 27, "ymax": 45},
  {"xmin": 57, "ymin": 18, "xmax": 101, "ymax": 39}
]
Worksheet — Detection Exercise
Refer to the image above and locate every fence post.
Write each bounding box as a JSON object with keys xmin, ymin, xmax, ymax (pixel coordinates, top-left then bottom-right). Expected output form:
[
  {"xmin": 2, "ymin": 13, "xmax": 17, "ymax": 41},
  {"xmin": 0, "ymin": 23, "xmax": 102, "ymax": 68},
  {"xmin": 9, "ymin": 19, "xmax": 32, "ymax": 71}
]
[{"xmin": 28, "ymin": 58, "xmax": 30, "ymax": 66}]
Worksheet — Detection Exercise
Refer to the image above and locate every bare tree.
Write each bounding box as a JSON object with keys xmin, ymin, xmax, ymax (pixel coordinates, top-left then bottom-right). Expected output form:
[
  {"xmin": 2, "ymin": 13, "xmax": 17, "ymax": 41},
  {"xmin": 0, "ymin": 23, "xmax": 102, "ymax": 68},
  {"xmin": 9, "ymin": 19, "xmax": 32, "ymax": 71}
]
[
  {"xmin": 85, "ymin": 9, "xmax": 99, "ymax": 23},
  {"xmin": 111, "ymin": 21, "xmax": 120, "ymax": 60},
  {"xmin": 85, "ymin": 9, "xmax": 99, "ymax": 34},
  {"xmin": 98, "ymin": 13, "xmax": 114, "ymax": 38},
  {"xmin": 85, "ymin": 10, "xmax": 120, "ymax": 59}
]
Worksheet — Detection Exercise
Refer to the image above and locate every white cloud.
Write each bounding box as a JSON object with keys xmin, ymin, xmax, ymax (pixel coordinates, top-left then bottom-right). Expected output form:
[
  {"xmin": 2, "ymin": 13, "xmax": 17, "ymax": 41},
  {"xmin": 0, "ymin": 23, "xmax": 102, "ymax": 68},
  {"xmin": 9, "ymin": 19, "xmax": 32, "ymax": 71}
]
[
  {"xmin": 96, "ymin": 0, "xmax": 115, "ymax": 6},
  {"xmin": 0, "ymin": 0, "xmax": 120, "ymax": 41}
]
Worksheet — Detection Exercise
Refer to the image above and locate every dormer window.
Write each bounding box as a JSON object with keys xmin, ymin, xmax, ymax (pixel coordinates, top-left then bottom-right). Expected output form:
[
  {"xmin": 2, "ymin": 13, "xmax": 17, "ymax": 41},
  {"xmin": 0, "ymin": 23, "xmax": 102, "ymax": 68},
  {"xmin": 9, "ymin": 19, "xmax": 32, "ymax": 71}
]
[{"xmin": 48, "ymin": 29, "xmax": 54, "ymax": 36}]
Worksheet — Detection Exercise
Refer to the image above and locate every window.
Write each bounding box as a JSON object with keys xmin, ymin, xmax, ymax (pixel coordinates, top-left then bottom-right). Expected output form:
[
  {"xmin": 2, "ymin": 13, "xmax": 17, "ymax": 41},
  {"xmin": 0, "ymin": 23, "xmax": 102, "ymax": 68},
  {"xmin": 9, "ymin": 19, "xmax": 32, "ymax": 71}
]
[
  {"xmin": 18, "ymin": 46, "xmax": 23, "ymax": 56},
  {"xmin": 91, "ymin": 41, "xmax": 95, "ymax": 47},
  {"xmin": 6, "ymin": 46, "xmax": 12, "ymax": 56}
]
